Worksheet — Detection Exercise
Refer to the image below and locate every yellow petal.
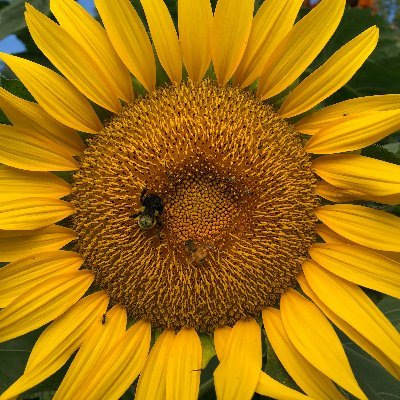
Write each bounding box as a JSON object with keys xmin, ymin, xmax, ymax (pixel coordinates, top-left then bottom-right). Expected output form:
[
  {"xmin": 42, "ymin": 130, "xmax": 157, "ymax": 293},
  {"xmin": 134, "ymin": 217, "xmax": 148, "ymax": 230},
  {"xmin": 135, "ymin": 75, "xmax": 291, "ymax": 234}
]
[
  {"xmin": 214, "ymin": 326, "xmax": 232, "ymax": 360},
  {"xmin": 258, "ymin": 0, "xmax": 345, "ymax": 100},
  {"xmin": 280, "ymin": 290, "xmax": 366, "ymax": 400},
  {"xmin": 315, "ymin": 172, "xmax": 400, "ymax": 205},
  {"xmin": 51, "ymin": 0, "xmax": 133, "ymax": 103},
  {"xmin": 280, "ymin": 27, "xmax": 378, "ymax": 118},
  {"xmin": 310, "ymin": 243, "xmax": 400, "ymax": 299},
  {"xmin": 262, "ymin": 308, "xmax": 346, "ymax": 400},
  {"xmin": 0, "ymin": 250, "xmax": 83, "ymax": 308},
  {"xmin": 178, "ymin": 0, "xmax": 212, "ymax": 82},
  {"xmin": 298, "ymin": 269, "xmax": 400, "ymax": 380},
  {"xmin": 78, "ymin": 320, "xmax": 151, "ymax": 400},
  {"xmin": 316, "ymin": 204, "xmax": 400, "ymax": 251},
  {"xmin": 316, "ymin": 181, "xmax": 360, "ymax": 203},
  {"xmin": 306, "ymin": 110, "xmax": 400, "ymax": 154},
  {"xmin": 0, "ymin": 292, "xmax": 109, "ymax": 400},
  {"xmin": 53, "ymin": 305, "xmax": 127, "ymax": 400},
  {"xmin": 255, "ymin": 371, "xmax": 314, "ymax": 400},
  {"xmin": 362, "ymin": 193, "xmax": 400, "ymax": 206},
  {"xmin": 296, "ymin": 94, "xmax": 400, "ymax": 135},
  {"xmin": 94, "ymin": 0, "xmax": 155, "ymax": 92},
  {"xmin": 380, "ymin": 251, "xmax": 400, "ymax": 263},
  {"xmin": 140, "ymin": 0, "xmax": 182, "ymax": 83},
  {"xmin": 212, "ymin": 0, "xmax": 254, "ymax": 86},
  {"xmin": 0, "ymin": 225, "xmax": 75, "ymax": 262},
  {"xmin": 166, "ymin": 328, "xmax": 202, "ymax": 400},
  {"xmin": 214, "ymin": 318, "xmax": 261, "ymax": 400},
  {"xmin": 234, "ymin": 0, "xmax": 303, "ymax": 88},
  {"xmin": 302, "ymin": 261, "xmax": 400, "ymax": 366},
  {"xmin": 313, "ymin": 154, "xmax": 400, "ymax": 196},
  {"xmin": 0, "ymin": 124, "xmax": 79, "ymax": 171},
  {"xmin": 0, "ymin": 166, "xmax": 70, "ymax": 202},
  {"xmin": 25, "ymin": 5, "xmax": 121, "ymax": 113},
  {"xmin": 136, "ymin": 330, "xmax": 175, "ymax": 400},
  {"xmin": 316, "ymin": 223, "xmax": 350, "ymax": 244},
  {"xmin": 0, "ymin": 270, "xmax": 93, "ymax": 344},
  {"xmin": 316, "ymin": 223, "xmax": 400, "ymax": 263},
  {"xmin": 0, "ymin": 87, "xmax": 84, "ymax": 156},
  {"xmin": 257, "ymin": 372, "xmax": 314, "ymax": 400},
  {"xmin": 317, "ymin": 180, "xmax": 400, "ymax": 206},
  {"xmin": 25, "ymin": 291, "xmax": 109, "ymax": 371},
  {"xmin": 0, "ymin": 53, "xmax": 101, "ymax": 133},
  {"xmin": 0, "ymin": 197, "xmax": 74, "ymax": 230},
  {"xmin": 214, "ymin": 323, "xmax": 322, "ymax": 399}
]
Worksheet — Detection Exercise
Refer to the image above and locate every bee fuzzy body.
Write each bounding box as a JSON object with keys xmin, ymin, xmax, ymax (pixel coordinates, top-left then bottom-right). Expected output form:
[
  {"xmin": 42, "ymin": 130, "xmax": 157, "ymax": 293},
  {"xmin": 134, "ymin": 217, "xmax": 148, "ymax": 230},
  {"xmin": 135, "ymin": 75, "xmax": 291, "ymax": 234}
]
[
  {"xmin": 132, "ymin": 188, "xmax": 164, "ymax": 230},
  {"xmin": 185, "ymin": 239, "xmax": 209, "ymax": 267}
]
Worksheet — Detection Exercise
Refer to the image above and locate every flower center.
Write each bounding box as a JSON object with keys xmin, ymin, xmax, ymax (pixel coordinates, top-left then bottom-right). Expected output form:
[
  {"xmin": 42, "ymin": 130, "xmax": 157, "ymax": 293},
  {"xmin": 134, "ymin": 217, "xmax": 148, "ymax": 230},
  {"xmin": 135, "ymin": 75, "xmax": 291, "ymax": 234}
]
[
  {"xmin": 160, "ymin": 161, "xmax": 254, "ymax": 256},
  {"xmin": 71, "ymin": 80, "xmax": 319, "ymax": 332}
]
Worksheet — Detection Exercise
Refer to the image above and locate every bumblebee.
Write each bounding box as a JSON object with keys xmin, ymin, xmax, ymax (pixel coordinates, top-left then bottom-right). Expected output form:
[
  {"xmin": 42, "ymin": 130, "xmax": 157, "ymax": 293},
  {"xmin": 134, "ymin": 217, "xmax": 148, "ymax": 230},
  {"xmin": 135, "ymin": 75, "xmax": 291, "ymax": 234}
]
[
  {"xmin": 132, "ymin": 187, "xmax": 164, "ymax": 230},
  {"xmin": 185, "ymin": 239, "xmax": 208, "ymax": 266}
]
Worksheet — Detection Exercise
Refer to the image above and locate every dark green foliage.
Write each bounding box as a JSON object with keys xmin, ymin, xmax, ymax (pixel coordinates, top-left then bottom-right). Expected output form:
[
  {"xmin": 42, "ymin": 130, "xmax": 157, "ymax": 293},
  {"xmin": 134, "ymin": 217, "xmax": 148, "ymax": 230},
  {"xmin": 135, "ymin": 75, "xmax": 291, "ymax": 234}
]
[
  {"xmin": 339, "ymin": 296, "xmax": 400, "ymax": 399},
  {"xmin": 0, "ymin": 328, "xmax": 44, "ymax": 395},
  {"xmin": 362, "ymin": 144, "xmax": 400, "ymax": 165},
  {"xmin": 0, "ymin": 0, "xmax": 50, "ymax": 40},
  {"xmin": 0, "ymin": 75, "xmax": 34, "ymax": 101},
  {"xmin": 0, "ymin": 75, "xmax": 34, "ymax": 123},
  {"xmin": 263, "ymin": 337, "xmax": 299, "ymax": 392},
  {"xmin": 302, "ymin": 7, "xmax": 400, "ymax": 104}
]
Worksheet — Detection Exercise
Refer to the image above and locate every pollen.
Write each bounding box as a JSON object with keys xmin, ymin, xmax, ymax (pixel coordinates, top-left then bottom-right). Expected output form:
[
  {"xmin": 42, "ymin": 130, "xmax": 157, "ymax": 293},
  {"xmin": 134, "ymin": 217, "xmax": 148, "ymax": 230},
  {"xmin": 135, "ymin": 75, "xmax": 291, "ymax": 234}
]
[{"xmin": 71, "ymin": 79, "xmax": 319, "ymax": 332}]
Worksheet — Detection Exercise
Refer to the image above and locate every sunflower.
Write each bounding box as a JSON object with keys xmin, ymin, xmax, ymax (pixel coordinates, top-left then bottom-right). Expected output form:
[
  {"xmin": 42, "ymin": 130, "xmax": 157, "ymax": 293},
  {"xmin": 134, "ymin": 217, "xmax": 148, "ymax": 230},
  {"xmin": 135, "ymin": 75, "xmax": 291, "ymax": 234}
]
[{"xmin": 0, "ymin": 0, "xmax": 399, "ymax": 399}]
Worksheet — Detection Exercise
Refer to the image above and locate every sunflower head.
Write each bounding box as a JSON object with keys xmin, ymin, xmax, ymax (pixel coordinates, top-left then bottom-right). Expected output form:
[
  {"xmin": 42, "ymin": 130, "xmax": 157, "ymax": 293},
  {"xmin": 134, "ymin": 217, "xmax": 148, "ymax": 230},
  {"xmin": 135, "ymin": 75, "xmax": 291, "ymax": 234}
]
[
  {"xmin": 71, "ymin": 79, "xmax": 319, "ymax": 332},
  {"xmin": 0, "ymin": 0, "xmax": 399, "ymax": 399}
]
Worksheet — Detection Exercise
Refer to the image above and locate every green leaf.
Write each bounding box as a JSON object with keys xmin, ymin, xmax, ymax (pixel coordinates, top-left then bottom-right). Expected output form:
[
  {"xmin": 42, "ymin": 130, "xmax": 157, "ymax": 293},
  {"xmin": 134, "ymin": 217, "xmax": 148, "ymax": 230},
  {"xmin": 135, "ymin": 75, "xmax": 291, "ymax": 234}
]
[
  {"xmin": 343, "ymin": 341, "xmax": 400, "ymax": 400},
  {"xmin": 120, "ymin": 382, "xmax": 137, "ymax": 400},
  {"xmin": 0, "ymin": 0, "xmax": 50, "ymax": 40},
  {"xmin": 340, "ymin": 296, "xmax": 400, "ymax": 400},
  {"xmin": 132, "ymin": 76, "xmax": 147, "ymax": 97},
  {"xmin": 0, "ymin": 323, "xmax": 76, "ymax": 399},
  {"xmin": 310, "ymin": 8, "xmax": 400, "ymax": 104},
  {"xmin": 0, "ymin": 107, "xmax": 9, "ymax": 125},
  {"xmin": 155, "ymin": 52, "xmax": 170, "ymax": 87},
  {"xmin": 0, "ymin": 326, "xmax": 74, "ymax": 399},
  {"xmin": 33, "ymin": 390, "xmax": 56, "ymax": 400},
  {"xmin": 0, "ymin": 74, "xmax": 33, "ymax": 101},
  {"xmin": 382, "ymin": 142, "xmax": 400, "ymax": 154},
  {"xmin": 361, "ymin": 144, "xmax": 400, "ymax": 165},
  {"xmin": 20, "ymin": 356, "xmax": 73, "ymax": 399},
  {"xmin": 0, "ymin": 328, "xmax": 43, "ymax": 394},
  {"xmin": 163, "ymin": 0, "xmax": 177, "ymax": 25},
  {"xmin": 0, "ymin": 1, "xmax": 8, "ymax": 12},
  {"xmin": 263, "ymin": 337, "xmax": 299, "ymax": 392},
  {"xmin": 200, "ymin": 333, "xmax": 216, "ymax": 370},
  {"xmin": 0, "ymin": 75, "xmax": 34, "ymax": 124},
  {"xmin": 199, "ymin": 357, "xmax": 218, "ymax": 400},
  {"xmin": 378, "ymin": 296, "xmax": 400, "ymax": 331}
]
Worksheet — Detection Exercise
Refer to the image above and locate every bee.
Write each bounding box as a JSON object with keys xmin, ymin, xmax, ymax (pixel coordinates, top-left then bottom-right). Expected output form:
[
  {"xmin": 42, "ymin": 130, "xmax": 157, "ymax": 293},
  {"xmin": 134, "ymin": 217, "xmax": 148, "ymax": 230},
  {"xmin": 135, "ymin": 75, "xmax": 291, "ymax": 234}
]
[
  {"xmin": 101, "ymin": 313, "xmax": 107, "ymax": 324},
  {"xmin": 185, "ymin": 239, "xmax": 208, "ymax": 266},
  {"xmin": 225, "ymin": 175, "xmax": 236, "ymax": 183},
  {"xmin": 132, "ymin": 187, "xmax": 164, "ymax": 230}
]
